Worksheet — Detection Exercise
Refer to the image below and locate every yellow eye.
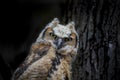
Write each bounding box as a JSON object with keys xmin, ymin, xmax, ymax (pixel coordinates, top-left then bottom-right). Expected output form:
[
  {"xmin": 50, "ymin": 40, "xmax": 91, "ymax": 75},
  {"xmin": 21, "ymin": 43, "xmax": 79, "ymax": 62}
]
[
  {"xmin": 49, "ymin": 33, "xmax": 54, "ymax": 36},
  {"xmin": 53, "ymin": 35, "xmax": 57, "ymax": 39},
  {"xmin": 64, "ymin": 37, "xmax": 72, "ymax": 42},
  {"xmin": 49, "ymin": 33, "xmax": 57, "ymax": 39},
  {"xmin": 64, "ymin": 38, "xmax": 69, "ymax": 41}
]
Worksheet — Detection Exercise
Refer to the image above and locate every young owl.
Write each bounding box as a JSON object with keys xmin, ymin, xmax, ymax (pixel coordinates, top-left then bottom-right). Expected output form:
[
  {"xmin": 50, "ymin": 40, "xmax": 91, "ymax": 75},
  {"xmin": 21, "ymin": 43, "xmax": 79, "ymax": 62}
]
[{"xmin": 12, "ymin": 18, "xmax": 79, "ymax": 80}]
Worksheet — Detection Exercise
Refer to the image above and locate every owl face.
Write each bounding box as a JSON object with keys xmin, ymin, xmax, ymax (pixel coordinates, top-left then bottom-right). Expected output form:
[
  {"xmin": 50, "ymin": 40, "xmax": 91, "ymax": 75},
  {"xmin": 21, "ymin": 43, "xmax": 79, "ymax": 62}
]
[{"xmin": 36, "ymin": 18, "xmax": 79, "ymax": 54}]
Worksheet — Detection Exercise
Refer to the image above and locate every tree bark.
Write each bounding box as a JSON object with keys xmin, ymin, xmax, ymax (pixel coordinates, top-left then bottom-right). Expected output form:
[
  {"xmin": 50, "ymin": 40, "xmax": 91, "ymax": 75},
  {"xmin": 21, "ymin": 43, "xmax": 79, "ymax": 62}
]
[{"xmin": 61, "ymin": 0, "xmax": 120, "ymax": 80}]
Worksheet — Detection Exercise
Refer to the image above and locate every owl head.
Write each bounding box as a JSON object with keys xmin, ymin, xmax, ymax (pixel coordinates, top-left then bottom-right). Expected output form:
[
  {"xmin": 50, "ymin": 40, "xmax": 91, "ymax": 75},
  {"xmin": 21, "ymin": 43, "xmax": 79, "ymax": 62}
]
[{"xmin": 36, "ymin": 18, "xmax": 79, "ymax": 55}]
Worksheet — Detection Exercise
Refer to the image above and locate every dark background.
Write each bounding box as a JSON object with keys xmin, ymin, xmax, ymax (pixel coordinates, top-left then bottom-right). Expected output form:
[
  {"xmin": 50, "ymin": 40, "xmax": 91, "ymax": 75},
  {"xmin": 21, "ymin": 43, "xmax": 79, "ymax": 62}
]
[
  {"xmin": 0, "ymin": 0, "xmax": 65, "ymax": 80},
  {"xmin": 0, "ymin": 0, "xmax": 120, "ymax": 80}
]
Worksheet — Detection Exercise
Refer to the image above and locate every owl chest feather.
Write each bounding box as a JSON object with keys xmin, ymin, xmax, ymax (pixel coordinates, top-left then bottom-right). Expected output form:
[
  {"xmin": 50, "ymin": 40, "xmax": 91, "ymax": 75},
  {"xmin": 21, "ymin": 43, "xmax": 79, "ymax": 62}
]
[
  {"xmin": 12, "ymin": 42, "xmax": 74, "ymax": 80},
  {"xmin": 47, "ymin": 52, "xmax": 73, "ymax": 80},
  {"xmin": 13, "ymin": 42, "xmax": 56, "ymax": 80},
  {"xmin": 18, "ymin": 55, "xmax": 55, "ymax": 80}
]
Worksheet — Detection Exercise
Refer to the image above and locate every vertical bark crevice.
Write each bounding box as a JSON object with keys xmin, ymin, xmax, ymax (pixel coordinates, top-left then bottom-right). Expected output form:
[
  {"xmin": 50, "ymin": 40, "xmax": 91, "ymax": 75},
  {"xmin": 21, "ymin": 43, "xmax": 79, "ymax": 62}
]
[{"xmin": 62, "ymin": 0, "xmax": 120, "ymax": 80}]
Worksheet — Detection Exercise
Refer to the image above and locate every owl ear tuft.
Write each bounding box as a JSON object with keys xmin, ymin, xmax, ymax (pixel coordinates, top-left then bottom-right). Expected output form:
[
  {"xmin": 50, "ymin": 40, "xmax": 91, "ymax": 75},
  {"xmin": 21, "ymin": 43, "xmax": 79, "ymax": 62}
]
[
  {"xmin": 66, "ymin": 21, "xmax": 75, "ymax": 30},
  {"xmin": 51, "ymin": 18, "xmax": 60, "ymax": 27},
  {"xmin": 52, "ymin": 18, "xmax": 59, "ymax": 22}
]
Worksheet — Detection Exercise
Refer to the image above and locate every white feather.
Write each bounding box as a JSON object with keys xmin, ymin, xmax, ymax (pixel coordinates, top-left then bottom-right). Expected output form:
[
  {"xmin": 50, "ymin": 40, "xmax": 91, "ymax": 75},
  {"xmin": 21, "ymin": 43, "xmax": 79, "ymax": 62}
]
[{"xmin": 53, "ymin": 24, "xmax": 71, "ymax": 38}]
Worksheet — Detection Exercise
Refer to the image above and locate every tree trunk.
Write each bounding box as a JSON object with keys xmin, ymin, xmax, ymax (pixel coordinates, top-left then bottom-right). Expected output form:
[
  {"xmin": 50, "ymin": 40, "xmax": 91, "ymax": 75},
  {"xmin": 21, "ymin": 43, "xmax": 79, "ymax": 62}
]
[{"xmin": 61, "ymin": 0, "xmax": 120, "ymax": 80}]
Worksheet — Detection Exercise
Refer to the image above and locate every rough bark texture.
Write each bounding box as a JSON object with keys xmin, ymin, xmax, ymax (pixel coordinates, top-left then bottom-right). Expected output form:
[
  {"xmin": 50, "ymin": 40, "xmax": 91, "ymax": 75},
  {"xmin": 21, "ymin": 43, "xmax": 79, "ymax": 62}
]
[{"xmin": 62, "ymin": 0, "xmax": 120, "ymax": 80}]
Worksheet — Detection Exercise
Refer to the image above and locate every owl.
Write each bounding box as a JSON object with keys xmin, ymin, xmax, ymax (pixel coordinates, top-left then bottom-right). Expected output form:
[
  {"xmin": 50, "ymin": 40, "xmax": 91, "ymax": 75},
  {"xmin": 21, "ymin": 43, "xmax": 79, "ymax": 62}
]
[{"xmin": 12, "ymin": 18, "xmax": 79, "ymax": 80}]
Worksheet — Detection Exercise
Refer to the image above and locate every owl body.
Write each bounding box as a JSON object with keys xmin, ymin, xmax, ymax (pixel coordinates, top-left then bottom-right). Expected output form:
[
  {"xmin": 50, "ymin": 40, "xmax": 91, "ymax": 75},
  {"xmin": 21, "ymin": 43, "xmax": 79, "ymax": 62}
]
[{"xmin": 12, "ymin": 18, "xmax": 79, "ymax": 80}]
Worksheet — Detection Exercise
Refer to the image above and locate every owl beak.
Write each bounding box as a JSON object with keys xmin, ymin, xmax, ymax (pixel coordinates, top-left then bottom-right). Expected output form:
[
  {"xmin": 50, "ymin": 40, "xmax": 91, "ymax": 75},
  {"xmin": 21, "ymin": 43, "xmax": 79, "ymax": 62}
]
[{"xmin": 54, "ymin": 38, "xmax": 63, "ymax": 49}]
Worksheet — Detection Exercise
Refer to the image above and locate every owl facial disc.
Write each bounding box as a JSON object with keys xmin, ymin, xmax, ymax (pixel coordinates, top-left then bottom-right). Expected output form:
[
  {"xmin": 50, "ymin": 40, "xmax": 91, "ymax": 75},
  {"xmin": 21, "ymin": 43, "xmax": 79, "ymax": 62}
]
[{"xmin": 36, "ymin": 18, "xmax": 79, "ymax": 52}]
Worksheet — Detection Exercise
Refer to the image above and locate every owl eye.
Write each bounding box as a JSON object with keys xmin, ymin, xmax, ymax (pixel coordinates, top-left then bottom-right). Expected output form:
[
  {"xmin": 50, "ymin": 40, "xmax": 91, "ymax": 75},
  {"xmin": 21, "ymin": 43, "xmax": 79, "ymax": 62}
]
[
  {"xmin": 53, "ymin": 35, "xmax": 57, "ymax": 39},
  {"xmin": 64, "ymin": 37, "xmax": 72, "ymax": 42},
  {"xmin": 49, "ymin": 33, "xmax": 57, "ymax": 39},
  {"xmin": 49, "ymin": 33, "xmax": 54, "ymax": 36}
]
